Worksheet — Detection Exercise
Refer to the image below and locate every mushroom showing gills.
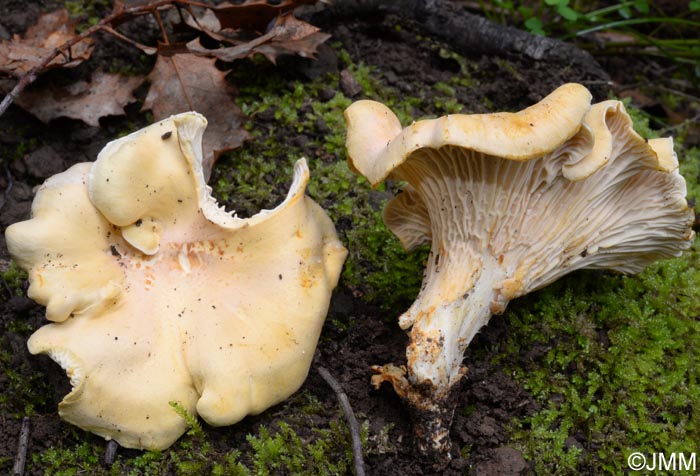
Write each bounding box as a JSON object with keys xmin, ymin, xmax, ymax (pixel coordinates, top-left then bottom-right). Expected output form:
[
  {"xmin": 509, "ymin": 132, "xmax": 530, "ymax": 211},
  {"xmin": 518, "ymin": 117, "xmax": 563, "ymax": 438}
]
[
  {"xmin": 5, "ymin": 112, "xmax": 347, "ymax": 450},
  {"xmin": 344, "ymin": 83, "xmax": 695, "ymax": 459}
]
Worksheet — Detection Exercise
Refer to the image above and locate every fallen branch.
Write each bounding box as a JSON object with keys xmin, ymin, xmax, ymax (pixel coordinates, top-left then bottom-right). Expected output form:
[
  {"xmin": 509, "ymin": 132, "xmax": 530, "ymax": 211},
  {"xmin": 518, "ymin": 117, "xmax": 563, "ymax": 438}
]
[
  {"xmin": 325, "ymin": 0, "xmax": 610, "ymax": 82},
  {"xmin": 317, "ymin": 366, "xmax": 365, "ymax": 476},
  {"xmin": 12, "ymin": 417, "xmax": 30, "ymax": 476},
  {"xmin": 104, "ymin": 440, "xmax": 119, "ymax": 466}
]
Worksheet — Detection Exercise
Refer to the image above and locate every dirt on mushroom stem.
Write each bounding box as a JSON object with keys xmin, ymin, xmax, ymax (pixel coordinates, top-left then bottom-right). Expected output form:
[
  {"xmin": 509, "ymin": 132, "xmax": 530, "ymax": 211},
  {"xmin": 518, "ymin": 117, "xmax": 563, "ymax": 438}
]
[{"xmin": 372, "ymin": 359, "xmax": 467, "ymax": 465}]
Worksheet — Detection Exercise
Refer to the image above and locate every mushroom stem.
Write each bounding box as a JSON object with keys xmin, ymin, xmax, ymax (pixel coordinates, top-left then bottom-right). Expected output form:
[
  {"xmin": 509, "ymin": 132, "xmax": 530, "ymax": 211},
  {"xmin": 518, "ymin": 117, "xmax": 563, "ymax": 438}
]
[
  {"xmin": 404, "ymin": 255, "xmax": 503, "ymax": 392},
  {"xmin": 372, "ymin": 255, "xmax": 503, "ymax": 460},
  {"xmin": 372, "ymin": 361, "xmax": 463, "ymax": 462}
]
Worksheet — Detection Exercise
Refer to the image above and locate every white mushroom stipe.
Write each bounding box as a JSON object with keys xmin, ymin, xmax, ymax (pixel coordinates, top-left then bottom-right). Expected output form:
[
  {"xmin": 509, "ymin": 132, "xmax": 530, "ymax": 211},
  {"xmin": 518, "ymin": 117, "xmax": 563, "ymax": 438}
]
[
  {"xmin": 345, "ymin": 83, "xmax": 695, "ymax": 458},
  {"xmin": 5, "ymin": 112, "xmax": 347, "ymax": 450}
]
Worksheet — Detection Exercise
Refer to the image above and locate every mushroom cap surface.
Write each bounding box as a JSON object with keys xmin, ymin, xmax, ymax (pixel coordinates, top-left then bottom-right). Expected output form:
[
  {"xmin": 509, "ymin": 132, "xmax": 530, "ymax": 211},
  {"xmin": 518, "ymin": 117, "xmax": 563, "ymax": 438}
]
[
  {"xmin": 345, "ymin": 83, "xmax": 593, "ymax": 185},
  {"xmin": 5, "ymin": 112, "xmax": 347, "ymax": 450}
]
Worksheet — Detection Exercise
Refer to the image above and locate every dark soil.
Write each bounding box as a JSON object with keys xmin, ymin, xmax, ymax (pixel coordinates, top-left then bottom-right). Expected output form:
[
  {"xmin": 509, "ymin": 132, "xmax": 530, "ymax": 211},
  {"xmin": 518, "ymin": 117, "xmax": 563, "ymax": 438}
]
[{"xmin": 0, "ymin": 1, "xmax": 690, "ymax": 475}]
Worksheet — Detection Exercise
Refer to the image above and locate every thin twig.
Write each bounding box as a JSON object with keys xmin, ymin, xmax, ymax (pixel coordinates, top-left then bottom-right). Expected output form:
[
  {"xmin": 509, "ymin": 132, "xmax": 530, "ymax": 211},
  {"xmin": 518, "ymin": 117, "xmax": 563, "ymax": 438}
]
[
  {"xmin": 153, "ymin": 8, "xmax": 170, "ymax": 43},
  {"xmin": 104, "ymin": 440, "xmax": 119, "ymax": 466},
  {"xmin": 317, "ymin": 366, "xmax": 365, "ymax": 476},
  {"xmin": 0, "ymin": 72, "xmax": 38, "ymax": 117},
  {"xmin": 12, "ymin": 417, "xmax": 30, "ymax": 476},
  {"xmin": 98, "ymin": 25, "xmax": 157, "ymax": 54}
]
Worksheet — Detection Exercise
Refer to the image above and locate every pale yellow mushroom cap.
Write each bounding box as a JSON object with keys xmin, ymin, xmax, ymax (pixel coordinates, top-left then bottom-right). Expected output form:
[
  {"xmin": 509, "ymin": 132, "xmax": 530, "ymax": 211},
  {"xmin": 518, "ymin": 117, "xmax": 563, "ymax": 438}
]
[
  {"xmin": 345, "ymin": 83, "xmax": 592, "ymax": 186},
  {"xmin": 5, "ymin": 112, "xmax": 347, "ymax": 450},
  {"xmin": 346, "ymin": 85, "xmax": 695, "ymax": 433}
]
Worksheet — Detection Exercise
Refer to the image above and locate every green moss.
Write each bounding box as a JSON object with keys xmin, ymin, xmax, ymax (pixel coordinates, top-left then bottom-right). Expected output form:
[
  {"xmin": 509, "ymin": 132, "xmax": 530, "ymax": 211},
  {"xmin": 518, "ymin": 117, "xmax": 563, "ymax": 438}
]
[
  {"xmin": 621, "ymin": 98, "xmax": 661, "ymax": 140},
  {"xmin": 495, "ymin": 130, "xmax": 699, "ymax": 471},
  {"xmin": 437, "ymin": 47, "xmax": 472, "ymax": 79},
  {"xmin": 0, "ymin": 349, "xmax": 51, "ymax": 417},
  {"xmin": 33, "ymin": 441, "xmax": 101, "ymax": 476},
  {"xmin": 1, "ymin": 260, "xmax": 28, "ymax": 297},
  {"xmin": 499, "ymin": 244, "xmax": 700, "ymax": 474},
  {"xmin": 0, "ymin": 259, "xmax": 52, "ymax": 417},
  {"xmin": 169, "ymin": 401, "xmax": 204, "ymax": 438},
  {"xmin": 0, "ymin": 264, "xmax": 50, "ymax": 418},
  {"xmin": 679, "ymin": 147, "xmax": 700, "ymax": 206},
  {"xmin": 433, "ymin": 82, "xmax": 456, "ymax": 97},
  {"xmin": 126, "ymin": 450, "xmax": 164, "ymax": 474},
  {"xmin": 29, "ymin": 393, "xmax": 361, "ymax": 476},
  {"xmin": 65, "ymin": 0, "xmax": 112, "ymax": 30},
  {"xmin": 216, "ymin": 60, "xmax": 431, "ymax": 312},
  {"xmin": 339, "ymin": 209, "xmax": 428, "ymax": 310},
  {"xmin": 495, "ymin": 58, "xmax": 525, "ymax": 82},
  {"xmin": 246, "ymin": 420, "xmax": 359, "ymax": 476},
  {"xmin": 2, "ymin": 129, "xmax": 42, "ymax": 162},
  {"xmin": 310, "ymin": 93, "xmax": 354, "ymax": 156},
  {"xmin": 213, "ymin": 145, "xmax": 284, "ymax": 215}
]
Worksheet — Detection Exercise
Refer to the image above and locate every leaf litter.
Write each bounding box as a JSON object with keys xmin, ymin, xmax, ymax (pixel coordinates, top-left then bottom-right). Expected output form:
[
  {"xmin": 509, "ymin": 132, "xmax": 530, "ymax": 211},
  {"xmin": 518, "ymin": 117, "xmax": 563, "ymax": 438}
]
[
  {"xmin": 0, "ymin": 9, "xmax": 94, "ymax": 77},
  {"xmin": 12, "ymin": 70, "xmax": 144, "ymax": 127},
  {"xmin": 142, "ymin": 54, "xmax": 248, "ymax": 177},
  {"xmin": 0, "ymin": 0, "xmax": 329, "ymax": 175}
]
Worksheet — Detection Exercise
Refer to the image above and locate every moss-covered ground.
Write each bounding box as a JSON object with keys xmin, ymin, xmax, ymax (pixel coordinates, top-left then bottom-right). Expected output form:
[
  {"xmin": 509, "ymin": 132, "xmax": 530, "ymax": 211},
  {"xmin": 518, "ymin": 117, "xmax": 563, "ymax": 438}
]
[
  {"xmin": 190, "ymin": 50, "xmax": 700, "ymax": 474},
  {"xmin": 500, "ymin": 128, "xmax": 700, "ymax": 475},
  {"xmin": 27, "ymin": 392, "xmax": 364, "ymax": 476},
  {"xmin": 1, "ymin": 15, "xmax": 699, "ymax": 476}
]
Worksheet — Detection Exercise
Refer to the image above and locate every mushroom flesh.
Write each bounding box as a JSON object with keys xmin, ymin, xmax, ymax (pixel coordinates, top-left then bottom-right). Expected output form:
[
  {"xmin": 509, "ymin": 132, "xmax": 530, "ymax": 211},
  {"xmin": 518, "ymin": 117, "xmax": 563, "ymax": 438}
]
[{"xmin": 5, "ymin": 112, "xmax": 347, "ymax": 450}]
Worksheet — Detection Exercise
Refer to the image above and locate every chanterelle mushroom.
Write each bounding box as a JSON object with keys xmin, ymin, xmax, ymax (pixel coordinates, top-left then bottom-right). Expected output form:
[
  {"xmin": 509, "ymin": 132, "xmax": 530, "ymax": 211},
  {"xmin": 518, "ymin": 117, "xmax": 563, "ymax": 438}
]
[
  {"xmin": 344, "ymin": 83, "xmax": 695, "ymax": 459},
  {"xmin": 5, "ymin": 112, "xmax": 347, "ymax": 450}
]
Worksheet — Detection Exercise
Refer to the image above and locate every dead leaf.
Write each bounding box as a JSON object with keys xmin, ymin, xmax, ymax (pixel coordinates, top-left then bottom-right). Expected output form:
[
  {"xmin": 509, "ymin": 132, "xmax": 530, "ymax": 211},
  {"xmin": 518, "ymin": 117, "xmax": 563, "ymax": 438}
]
[
  {"xmin": 211, "ymin": 0, "xmax": 320, "ymax": 32},
  {"xmin": 12, "ymin": 70, "xmax": 144, "ymax": 127},
  {"xmin": 182, "ymin": 8, "xmax": 223, "ymax": 35},
  {"xmin": 0, "ymin": 9, "xmax": 94, "ymax": 77},
  {"xmin": 252, "ymin": 15, "xmax": 331, "ymax": 63},
  {"xmin": 182, "ymin": 14, "xmax": 331, "ymax": 64},
  {"xmin": 141, "ymin": 54, "xmax": 250, "ymax": 179}
]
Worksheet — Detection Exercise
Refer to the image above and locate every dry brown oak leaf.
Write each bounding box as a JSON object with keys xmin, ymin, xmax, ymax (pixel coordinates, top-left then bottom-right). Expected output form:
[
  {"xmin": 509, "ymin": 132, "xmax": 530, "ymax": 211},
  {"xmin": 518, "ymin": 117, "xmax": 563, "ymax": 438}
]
[
  {"xmin": 0, "ymin": 9, "xmax": 94, "ymax": 77},
  {"xmin": 13, "ymin": 70, "xmax": 144, "ymax": 127},
  {"xmin": 142, "ymin": 54, "xmax": 249, "ymax": 179},
  {"xmin": 211, "ymin": 0, "xmax": 322, "ymax": 31},
  {"xmin": 184, "ymin": 14, "xmax": 331, "ymax": 64}
]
